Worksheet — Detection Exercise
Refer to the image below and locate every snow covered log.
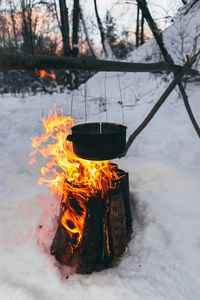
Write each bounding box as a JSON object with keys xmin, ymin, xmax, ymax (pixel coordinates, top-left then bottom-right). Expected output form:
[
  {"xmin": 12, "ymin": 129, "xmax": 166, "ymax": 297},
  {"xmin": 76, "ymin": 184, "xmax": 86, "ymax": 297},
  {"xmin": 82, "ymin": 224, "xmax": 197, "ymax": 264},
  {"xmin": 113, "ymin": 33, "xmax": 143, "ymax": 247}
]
[{"xmin": 0, "ymin": 54, "xmax": 198, "ymax": 76}]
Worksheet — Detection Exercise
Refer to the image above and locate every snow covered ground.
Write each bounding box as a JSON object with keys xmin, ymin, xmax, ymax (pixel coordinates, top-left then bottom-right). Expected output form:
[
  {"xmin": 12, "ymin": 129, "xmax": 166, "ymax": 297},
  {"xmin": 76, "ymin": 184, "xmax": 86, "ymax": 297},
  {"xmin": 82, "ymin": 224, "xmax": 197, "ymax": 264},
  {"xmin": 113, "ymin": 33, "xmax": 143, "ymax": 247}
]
[
  {"xmin": 0, "ymin": 68, "xmax": 199, "ymax": 300},
  {"xmin": 0, "ymin": 2, "xmax": 200, "ymax": 298}
]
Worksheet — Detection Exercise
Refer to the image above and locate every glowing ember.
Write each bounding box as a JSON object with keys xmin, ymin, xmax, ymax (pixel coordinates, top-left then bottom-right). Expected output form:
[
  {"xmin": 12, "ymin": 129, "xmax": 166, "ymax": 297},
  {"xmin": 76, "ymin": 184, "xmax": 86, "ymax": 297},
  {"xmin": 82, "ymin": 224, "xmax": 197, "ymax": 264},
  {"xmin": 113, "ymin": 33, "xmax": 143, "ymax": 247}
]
[
  {"xmin": 39, "ymin": 70, "xmax": 56, "ymax": 79},
  {"xmin": 29, "ymin": 103, "xmax": 120, "ymax": 251}
]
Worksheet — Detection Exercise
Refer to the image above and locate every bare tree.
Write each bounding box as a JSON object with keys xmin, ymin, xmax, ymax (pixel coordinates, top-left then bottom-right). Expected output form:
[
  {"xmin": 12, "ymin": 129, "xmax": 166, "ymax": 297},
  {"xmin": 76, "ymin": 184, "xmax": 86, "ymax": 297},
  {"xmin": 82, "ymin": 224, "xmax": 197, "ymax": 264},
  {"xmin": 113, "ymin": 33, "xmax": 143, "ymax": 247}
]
[
  {"xmin": 8, "ymin": 0, "xmax": 19, "ymax": 50},
  {"xmin": 140, "ymin": 11, "xmax": 144, "ymax": 45},
  {"xmin": 136, "ymin": 3, "xmax": 145, "ymax": 48},
  {"xmin": 93, "ymin": 0, "xmax": 114, "ymax": 59},
  {"xmin": 72, "ymin": 0, "xmax": 80, "ymax": 57},
  {"xmin": 136, "ymin": 0, "xmax": 169, "ymax": 60},
  {"xmin": 80, "ymin": 7, "xmax": 101, "ymax": 59},
  {"xmin": 136, "ymin": 4, "xmax": 140, "ymax": 48},
  {"xmin": 59, "ymin": 0, "xmax": 71, "ymax": 56},
  {"xmin": 0, "ymin": 13, "xmax": 9, "ymax": 49},
  {"xmin": 21, "ymin": 0, "xmax": 34, "ymax": 54}
]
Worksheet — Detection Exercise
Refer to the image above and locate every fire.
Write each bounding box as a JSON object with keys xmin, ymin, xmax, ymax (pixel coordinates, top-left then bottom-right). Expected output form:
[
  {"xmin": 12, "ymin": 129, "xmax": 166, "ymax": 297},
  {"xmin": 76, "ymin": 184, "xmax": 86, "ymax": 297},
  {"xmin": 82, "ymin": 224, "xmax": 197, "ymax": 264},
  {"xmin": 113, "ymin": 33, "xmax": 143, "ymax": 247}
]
[
  {"xmin": 29, "ymin": 103, "xmax": 120, "ymax": 251},
  {"xmin": 39, "ymin": 70, "xmax": 56, "ymax": 79}
]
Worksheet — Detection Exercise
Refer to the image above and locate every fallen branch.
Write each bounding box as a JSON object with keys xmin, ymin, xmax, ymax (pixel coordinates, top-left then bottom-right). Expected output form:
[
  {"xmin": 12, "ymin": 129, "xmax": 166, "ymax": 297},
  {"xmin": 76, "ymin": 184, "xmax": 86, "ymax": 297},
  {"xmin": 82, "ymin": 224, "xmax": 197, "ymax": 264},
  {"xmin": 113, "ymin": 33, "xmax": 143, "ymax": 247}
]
[
  {"xmin": 0, "ymin": 53, "xmax": 198, "ymax": 75},
  {"xmin": 124, "ymin": 57, "xmax": 197, "ymax": 156}
]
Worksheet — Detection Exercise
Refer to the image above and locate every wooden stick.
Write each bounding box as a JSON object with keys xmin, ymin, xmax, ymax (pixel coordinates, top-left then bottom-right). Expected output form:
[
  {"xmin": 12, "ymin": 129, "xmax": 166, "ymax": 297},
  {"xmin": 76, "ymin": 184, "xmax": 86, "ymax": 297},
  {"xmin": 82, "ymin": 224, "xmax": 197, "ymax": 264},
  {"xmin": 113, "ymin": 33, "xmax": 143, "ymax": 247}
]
[
  {"xmin": 0, "ymin": 53, "xmax": 198, "ymax": 75},
  {"xmin": 178, "ymin": 82, "xmax": 200, "ymax": 137},
  {"xmin": 176, "ymin": 50, "xmax": 200, "ymax": 138},
  {"xmin": 123, "ymin": 57, "xmax": 197, "ymax": 156}
]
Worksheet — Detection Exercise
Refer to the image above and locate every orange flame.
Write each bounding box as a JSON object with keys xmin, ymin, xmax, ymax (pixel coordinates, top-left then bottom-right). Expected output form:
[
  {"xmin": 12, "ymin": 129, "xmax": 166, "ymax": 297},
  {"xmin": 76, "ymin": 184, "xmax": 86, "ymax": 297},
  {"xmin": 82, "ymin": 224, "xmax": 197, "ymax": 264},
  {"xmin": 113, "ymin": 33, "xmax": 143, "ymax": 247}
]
[
  {"xmin": 39, "ymin": 70, "xmax": 56, "ymax": 79},
  {"xmin": 29, "ymin": 103, "xmax": 120, "ymax": 251}
]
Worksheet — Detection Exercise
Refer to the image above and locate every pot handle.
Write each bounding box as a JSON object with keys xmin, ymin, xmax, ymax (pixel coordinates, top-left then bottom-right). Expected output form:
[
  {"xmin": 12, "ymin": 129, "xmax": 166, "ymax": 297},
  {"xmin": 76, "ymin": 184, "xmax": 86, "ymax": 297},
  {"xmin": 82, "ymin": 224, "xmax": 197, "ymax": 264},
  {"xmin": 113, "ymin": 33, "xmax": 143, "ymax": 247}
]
[{"xmin": 67, "ymin": 134, "xmax": 75, "ymax": 142}]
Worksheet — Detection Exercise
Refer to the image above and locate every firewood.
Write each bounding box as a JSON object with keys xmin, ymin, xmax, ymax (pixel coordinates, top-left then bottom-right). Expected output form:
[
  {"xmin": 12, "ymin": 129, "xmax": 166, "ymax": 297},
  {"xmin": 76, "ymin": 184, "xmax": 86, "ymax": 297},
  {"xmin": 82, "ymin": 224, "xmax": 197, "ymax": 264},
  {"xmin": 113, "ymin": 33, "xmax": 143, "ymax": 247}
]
[
  {"xmin": 50, "ymin": 167, "xmax": 132, "ymax": 274},
  {"xmin": 50, "ymin": 224, "xmax": 72, "ymax": 265}
]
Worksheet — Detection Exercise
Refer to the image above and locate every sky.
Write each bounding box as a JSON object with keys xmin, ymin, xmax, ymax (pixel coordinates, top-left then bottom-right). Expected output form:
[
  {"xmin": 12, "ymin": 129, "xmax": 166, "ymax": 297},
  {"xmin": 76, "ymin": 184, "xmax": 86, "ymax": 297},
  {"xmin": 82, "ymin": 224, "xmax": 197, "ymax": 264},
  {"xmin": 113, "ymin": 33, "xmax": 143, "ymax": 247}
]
[
  {"xmin": 79, "ymin": 0, "xmax": 183, "ymax": 43},
  {"xmin": 0, "ymin": 0, "xmax": 184, "ymax": 52},
  {"xmin": 84, "ymin": 0, "xmax": 183, "ymax": 22}
]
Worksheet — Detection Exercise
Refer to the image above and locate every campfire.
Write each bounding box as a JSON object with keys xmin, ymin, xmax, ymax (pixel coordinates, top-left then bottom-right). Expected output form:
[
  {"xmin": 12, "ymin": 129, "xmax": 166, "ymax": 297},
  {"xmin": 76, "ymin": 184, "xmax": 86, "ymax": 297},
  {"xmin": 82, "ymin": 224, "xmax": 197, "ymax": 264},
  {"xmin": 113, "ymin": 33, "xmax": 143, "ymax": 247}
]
[{"xmin": 30, "ymin": 104, "xmax": 132, "ymax": 273}]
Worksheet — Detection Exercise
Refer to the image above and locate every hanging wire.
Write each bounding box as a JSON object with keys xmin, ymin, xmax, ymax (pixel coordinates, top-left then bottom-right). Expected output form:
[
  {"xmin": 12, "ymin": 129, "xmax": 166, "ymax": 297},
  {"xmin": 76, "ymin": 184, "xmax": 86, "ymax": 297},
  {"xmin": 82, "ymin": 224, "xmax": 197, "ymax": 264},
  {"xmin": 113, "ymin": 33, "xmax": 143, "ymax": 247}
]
[
  {"xmin": 117, "ymin": 72, "xmax": 125, "ymax": 124},
  {"xmin": 70, "ymin": 89, "xmax": 74, "ymax": 125},
  {"xmin": 84, "ymin": 83, "xmax": 87, "ymax": 123},
  {"xmin": 104, "ymin": 72, "xmax": 108, "ymax": 121}
]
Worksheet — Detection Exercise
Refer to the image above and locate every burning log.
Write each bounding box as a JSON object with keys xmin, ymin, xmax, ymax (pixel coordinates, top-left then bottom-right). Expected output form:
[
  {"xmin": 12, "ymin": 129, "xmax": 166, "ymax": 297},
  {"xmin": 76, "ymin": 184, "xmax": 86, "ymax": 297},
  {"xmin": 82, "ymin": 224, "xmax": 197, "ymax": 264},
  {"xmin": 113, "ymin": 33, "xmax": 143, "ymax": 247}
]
[
  {"xmin": 78, "ymin": 195, "xmax": 105, "ymax": 273},
  {"xmin": 50, "ymin": 167, "xmax": 132, "ymax": 274},
  {"xmin": 51, "ymin": 225, "xmax": 72, "ymax": 265}
]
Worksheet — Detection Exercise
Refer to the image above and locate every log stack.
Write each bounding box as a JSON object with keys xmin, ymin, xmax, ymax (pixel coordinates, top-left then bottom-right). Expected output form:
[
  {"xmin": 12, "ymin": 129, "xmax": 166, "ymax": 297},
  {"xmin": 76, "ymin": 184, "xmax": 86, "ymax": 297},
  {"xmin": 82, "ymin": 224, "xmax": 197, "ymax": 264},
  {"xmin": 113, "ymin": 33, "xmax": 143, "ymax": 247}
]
[{"xmin": 51, "ymin": 167, "xmax": 132, "ymax": 274}]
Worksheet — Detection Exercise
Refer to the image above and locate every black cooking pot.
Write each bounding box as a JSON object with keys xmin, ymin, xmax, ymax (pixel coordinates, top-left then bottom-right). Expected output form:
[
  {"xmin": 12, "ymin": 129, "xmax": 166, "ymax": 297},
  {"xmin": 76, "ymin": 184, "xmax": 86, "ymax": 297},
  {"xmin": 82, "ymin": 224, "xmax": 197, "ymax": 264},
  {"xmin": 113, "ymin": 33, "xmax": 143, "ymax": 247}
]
[{"xmin": 67, "ymin": 122, "xmax": 127, "ymax": 161}]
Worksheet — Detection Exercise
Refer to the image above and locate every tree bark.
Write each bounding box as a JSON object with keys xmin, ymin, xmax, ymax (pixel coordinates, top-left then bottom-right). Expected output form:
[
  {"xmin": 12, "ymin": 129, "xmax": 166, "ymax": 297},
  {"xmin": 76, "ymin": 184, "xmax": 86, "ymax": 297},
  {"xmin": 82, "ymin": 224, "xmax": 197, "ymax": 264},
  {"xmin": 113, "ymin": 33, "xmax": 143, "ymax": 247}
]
[
  {"xmin": 136, "ymin": 4, "xmax": 140, "ymax": 48},
  {"xmin": 140, "ymin": 12, "xmax": 144, "ymax": 45},
  {"xmin": 72, "ymin": 0, "xmax": 80, "ymax": 57},
  {"xmin": 8, "ymin": 0, "xmax": 18, "ymax": 50},
  {"xmin": 27, "ymin": 3, "xmax": 34, "ymax": 54},
  {"xmin": 137, "ymin": 0, "xmax": 169, "ymax": 60},
  {"xmin": 59, "ymin": 0, "xmax": 71, "ymax": 56},
  {"xmin": 21, "ymin": 0, "xmax": 34, "ymax": 55}
]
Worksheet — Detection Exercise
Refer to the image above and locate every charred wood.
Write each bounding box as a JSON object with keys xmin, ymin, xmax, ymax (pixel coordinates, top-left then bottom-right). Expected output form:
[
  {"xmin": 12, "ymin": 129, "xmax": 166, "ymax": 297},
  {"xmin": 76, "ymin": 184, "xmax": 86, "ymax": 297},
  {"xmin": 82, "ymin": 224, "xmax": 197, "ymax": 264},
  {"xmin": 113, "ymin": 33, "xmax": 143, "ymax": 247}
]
[
  {"xmin": 50, "ymin": 224, "xmax": 72, "ymax": 265},
  {"xmin": 77, "ymin": 196, "xmax": 105, "ymax": 274},
  {"xmin": 50, "ymin": 168, "xmax": 132, "ymax": 274}
]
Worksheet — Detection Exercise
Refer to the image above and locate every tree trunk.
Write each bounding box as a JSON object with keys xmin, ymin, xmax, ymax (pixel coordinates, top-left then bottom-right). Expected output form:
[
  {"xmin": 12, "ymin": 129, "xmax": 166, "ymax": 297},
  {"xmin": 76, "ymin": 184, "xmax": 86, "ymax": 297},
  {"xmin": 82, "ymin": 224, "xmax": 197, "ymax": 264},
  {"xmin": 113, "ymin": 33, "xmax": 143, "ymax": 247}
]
[
  {"xmin": 136, "ymin": 4, "xmax": 140, "ymax": 48},
  {"xmin": 21, "ymin": 0, "xmax": 34, "ymax": 55},
  {"xmin": 54, "ymin": 0, "xmax": 61, "ymax": 29},
  {"xmin": 93, "ymin": 0, "xmax": 113, "ymax": 59},
  {"xmin": 27, "ymin": 5, "xmax": 34, "ymax": 54},
  {"xmin": 140, "ymin": 12, "xmax": 144, "ymax": 45},
  {"xmin": 137, "ymin": 0, "xmax": 169, "ymax": 60},
  {"xmin": 80, "ymin": 7, "xmax": 102, "ymax": 59},
  {"xmin": 72, "ymin": 0, "xmax": 80, "ymax": 57},
  {"xmin": 59, "ymin": 0, "xmax": 71, "ymax": 56},
  {"xmin": 8, "ymin": 0, "xmax": 18, "ymax": 50}
]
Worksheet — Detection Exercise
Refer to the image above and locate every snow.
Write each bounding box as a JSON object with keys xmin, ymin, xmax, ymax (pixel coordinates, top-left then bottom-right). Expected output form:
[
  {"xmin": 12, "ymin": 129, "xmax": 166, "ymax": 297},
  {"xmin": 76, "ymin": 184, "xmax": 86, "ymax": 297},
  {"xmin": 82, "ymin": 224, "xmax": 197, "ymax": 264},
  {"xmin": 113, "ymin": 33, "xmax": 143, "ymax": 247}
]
[
  {"xmin": 0, "ymin": 3, "xmax": 200, "ymax": 299},
  {"xmin": 127, "ymin": 0, "xmax": 200, "ymax": 72}
]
